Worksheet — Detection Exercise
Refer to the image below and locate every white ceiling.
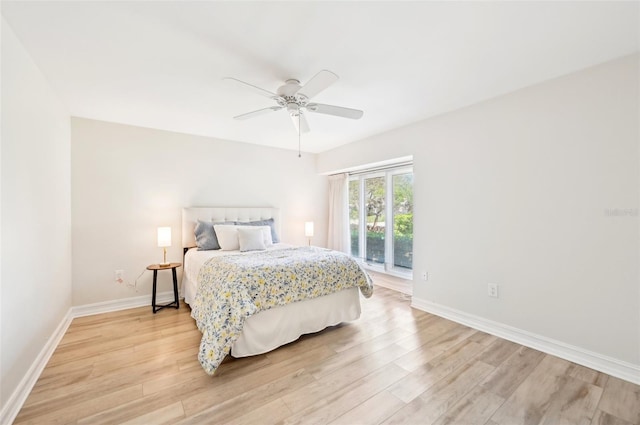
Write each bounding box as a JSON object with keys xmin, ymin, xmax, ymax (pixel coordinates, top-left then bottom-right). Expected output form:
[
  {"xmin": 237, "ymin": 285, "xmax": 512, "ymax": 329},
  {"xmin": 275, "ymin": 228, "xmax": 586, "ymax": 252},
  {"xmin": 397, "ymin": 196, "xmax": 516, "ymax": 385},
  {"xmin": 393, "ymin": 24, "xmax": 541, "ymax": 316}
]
[{"xmin": 2, "ymin": 1, "xmax": 638, "ymax": 153}]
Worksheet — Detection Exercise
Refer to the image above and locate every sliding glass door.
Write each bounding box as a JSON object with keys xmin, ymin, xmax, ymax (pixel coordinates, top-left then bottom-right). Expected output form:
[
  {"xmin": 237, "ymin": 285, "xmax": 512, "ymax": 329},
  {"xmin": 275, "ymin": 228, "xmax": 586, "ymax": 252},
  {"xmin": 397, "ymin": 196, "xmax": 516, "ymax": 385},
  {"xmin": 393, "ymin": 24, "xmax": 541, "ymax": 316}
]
[{"xmin": 349, "ymin": 165, "xmax": 413, "ymax": 276}]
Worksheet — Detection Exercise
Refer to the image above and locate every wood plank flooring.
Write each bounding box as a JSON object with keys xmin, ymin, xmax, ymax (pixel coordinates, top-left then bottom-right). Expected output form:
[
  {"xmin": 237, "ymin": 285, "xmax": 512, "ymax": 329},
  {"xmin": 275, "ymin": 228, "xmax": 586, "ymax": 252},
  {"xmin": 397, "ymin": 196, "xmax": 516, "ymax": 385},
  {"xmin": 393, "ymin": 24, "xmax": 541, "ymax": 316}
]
[{"xmin": 14, "ymin": 286, "xmax": 640, "ymax": 425}]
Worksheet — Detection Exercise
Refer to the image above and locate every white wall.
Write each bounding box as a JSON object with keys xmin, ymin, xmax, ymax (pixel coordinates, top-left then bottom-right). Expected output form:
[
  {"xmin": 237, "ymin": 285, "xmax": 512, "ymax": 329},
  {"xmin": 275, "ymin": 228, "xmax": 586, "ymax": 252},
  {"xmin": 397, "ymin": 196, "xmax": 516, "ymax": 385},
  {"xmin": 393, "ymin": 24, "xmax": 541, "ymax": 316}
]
[
  {"xmin": 1, "ymin": 19, "xmax": 72, "ymax": 411},
  {"xmin": 318, "ymin": 55, "xmax": 640, "ymax": 367},
  {"xmin": 71, "ymin": 118, "xmax": 328, "ymax": 305}
]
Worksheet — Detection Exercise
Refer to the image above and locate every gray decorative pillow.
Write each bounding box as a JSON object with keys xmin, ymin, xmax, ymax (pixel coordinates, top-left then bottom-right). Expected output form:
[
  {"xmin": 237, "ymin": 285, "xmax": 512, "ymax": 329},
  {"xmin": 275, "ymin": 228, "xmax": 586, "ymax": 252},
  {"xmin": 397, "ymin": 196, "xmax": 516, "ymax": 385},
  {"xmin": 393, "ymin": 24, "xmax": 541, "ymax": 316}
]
[
  {"xmin": 194, "ymin": 220, "xmax": 219, "ymax": 250},
  {"xmin": 194, "ymin": 220, "xmax": 235, "ymax": 250},
  {"xmin": 235, "ymin": 218, "xmax": 280, "ymax": 243}
]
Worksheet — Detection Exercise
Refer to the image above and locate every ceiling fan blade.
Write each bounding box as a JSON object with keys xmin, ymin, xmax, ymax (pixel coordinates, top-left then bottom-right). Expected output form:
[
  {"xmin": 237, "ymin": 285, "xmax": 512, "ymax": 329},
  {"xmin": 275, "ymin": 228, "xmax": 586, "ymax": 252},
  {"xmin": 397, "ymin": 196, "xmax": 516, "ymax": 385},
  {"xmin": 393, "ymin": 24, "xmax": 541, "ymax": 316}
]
[
  {"xmin": 234, "ymin": 106, "xmax": 282, "ymax": 120},
  {"xmin": 297, "ymin": 70, "xmax": 339, "ymax": 99},
  {"xmin": 290, "ymin": 112, "xmax": 310, "ymax": 133},
  {"xmin": 306, "ymin": 103, "xmax": 364, "ymax": 120},
  {"xmin": 224, "ymin": 77, "xmax": 278, "ymax": 98}
]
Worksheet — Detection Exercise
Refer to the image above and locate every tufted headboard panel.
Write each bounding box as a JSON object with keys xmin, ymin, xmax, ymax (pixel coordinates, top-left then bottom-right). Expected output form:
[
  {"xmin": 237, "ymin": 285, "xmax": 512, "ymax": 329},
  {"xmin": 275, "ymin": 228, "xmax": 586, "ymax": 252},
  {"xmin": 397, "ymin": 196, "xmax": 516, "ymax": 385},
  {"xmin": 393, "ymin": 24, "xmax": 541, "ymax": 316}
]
[{"xmin": 181, "ymin": 207, "xmax": 280, "ymax": 248}]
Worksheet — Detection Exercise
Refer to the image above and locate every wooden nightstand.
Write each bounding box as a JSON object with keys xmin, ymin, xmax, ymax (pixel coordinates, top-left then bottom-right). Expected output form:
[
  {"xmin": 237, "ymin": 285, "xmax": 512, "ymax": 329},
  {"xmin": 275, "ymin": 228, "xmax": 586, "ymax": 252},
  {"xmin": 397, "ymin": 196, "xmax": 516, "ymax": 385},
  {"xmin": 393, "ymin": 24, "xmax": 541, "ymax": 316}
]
[{"xmin": 146, "ymin": 262, "xmax": 181, "ymax": 313}]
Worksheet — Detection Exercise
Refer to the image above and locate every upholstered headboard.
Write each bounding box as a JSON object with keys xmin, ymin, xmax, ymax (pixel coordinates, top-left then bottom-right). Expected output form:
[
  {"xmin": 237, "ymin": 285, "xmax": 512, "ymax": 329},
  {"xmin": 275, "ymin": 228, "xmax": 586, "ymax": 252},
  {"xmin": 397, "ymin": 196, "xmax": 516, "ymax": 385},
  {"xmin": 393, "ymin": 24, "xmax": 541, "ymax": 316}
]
[{"xmin": 181, "ymin": 207, "xmax": 281, "ymax": 248}]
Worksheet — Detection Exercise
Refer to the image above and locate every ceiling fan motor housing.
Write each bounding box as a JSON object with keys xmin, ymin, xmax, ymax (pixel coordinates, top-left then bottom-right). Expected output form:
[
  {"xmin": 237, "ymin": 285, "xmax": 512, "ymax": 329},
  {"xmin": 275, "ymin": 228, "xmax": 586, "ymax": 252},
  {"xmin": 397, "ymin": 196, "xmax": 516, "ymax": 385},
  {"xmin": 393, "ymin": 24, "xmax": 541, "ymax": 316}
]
[
  {"xmin": 276, "ymin": 79, "xmax": 309, "ymax": 115},
  {"xmin": 278, "ymin": 79, "xmax": 302, "ymax": 96}
]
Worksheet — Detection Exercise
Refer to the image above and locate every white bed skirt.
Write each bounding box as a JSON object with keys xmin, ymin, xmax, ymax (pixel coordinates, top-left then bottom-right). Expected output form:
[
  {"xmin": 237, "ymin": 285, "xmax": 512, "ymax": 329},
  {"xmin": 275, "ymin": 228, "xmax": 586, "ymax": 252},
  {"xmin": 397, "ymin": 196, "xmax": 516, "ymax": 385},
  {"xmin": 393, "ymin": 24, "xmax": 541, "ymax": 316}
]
[{"xmin": 231, "ymin": 287, "xmax": 360, "ymax": 357}]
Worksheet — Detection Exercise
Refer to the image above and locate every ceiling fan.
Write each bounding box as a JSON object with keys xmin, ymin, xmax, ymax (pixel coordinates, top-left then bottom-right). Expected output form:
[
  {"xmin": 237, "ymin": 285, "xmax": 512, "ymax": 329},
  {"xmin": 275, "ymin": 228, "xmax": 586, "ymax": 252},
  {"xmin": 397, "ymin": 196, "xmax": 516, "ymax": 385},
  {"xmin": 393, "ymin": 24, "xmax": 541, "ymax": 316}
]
[{"xmin": 225, "ymin": 70, "xmax": 364, "ymax": 135}]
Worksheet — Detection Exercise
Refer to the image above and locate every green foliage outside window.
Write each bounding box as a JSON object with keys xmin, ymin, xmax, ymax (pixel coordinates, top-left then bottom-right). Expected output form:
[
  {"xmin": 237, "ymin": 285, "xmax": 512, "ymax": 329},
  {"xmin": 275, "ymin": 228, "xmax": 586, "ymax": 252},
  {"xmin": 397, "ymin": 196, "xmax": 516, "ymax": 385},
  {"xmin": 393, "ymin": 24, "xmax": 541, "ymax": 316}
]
[{"xmin": 394, "ymin": 213, "xmax": 413, "ymax": 236}]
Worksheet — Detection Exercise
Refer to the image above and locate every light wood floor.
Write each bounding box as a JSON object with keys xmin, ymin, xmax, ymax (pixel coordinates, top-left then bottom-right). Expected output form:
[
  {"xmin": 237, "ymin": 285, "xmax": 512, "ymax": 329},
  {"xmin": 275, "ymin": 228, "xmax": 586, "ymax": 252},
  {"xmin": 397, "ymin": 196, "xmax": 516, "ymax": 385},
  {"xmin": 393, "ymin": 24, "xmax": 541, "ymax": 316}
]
[{"xmin": 15, "ymin": 286, "xmax": 640, "ymax": 425}]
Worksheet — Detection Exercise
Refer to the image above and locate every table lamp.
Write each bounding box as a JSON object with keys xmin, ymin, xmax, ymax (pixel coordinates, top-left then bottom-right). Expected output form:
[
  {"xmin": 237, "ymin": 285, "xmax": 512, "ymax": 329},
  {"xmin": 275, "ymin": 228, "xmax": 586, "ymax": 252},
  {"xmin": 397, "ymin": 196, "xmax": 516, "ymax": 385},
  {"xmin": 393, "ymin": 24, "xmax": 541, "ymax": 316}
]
[
  {"xmin": 157, "ymin": 227, "xmax": 171, "ymax": 266},
  {"xmin": 304, "ymin": 221, "xmax": 314, "ymax": 246}
]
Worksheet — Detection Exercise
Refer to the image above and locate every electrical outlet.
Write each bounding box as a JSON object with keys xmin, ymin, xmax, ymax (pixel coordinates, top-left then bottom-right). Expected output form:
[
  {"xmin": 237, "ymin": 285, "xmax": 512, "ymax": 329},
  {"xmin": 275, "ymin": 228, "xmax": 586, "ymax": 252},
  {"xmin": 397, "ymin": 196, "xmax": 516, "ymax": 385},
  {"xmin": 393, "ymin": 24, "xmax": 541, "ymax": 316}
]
[
  {"xmin": 421, "ymin": 271, "xmax": 428, "ymax": 281},
  {"xmin": 115, "ymin": 270, "xmax": 124, "ymax": 285},
  {"xmin": 488, "ymin": 283, "xmax": 499, "ymax": 298}
]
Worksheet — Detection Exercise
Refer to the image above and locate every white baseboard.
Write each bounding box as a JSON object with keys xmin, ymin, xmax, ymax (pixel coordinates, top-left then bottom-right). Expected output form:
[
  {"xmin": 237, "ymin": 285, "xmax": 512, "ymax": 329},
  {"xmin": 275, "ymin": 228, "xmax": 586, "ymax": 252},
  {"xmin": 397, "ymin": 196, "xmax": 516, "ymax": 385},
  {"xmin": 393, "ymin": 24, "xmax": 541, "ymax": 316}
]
[
  {"xmin": 71, "ymin": 291, "xmax": 178, "ymax": 317},
  {"xmin": 0, "ymin": 309, "xmax": 73, "ymax": 425},
  {"xmin": 0, "ymin": 291, "xmax": 179, "ymax": 424},
  {"xmin": 411, "ymin": 297, "xmax": 640, "ymax": 385}
]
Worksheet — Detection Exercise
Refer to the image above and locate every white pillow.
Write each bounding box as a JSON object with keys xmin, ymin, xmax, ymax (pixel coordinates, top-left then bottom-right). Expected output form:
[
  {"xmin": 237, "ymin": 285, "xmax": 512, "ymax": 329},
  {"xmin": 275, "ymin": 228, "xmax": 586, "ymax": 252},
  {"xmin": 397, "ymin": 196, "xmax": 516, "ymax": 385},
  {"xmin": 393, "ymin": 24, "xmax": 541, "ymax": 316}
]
[
  {"xmin": 238, "ymin": 227, "xmax": 267, "ymax": 252},
  {"xmin": 213, "ymin": 225, "xmax": 241, "ymax": 251},
  {"xmin": 214, "ymin": 225, "xmax": 273, "ymax": 251},
  {"xmin": 256, "ymin": 225, "xmax": 274, "ymax": 246}
]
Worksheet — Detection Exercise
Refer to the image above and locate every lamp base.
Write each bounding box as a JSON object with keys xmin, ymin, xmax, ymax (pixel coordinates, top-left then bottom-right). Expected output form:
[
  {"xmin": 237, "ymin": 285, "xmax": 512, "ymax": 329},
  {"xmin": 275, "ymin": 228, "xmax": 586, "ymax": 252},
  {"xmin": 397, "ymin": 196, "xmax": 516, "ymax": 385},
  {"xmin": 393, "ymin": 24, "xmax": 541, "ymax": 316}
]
[{"xmin": 159, "ymin": 247, "xmax": 170, "ymax": 267}]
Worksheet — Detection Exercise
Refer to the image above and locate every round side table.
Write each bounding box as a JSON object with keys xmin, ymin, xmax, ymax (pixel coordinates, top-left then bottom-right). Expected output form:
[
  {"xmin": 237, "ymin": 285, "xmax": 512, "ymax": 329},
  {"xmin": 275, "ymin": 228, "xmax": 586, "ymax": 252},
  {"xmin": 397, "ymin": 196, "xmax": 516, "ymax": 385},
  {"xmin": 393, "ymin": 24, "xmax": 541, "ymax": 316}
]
[{"xmin": 146, "ymin": 263, "xmax": 182, "ymax": 313}]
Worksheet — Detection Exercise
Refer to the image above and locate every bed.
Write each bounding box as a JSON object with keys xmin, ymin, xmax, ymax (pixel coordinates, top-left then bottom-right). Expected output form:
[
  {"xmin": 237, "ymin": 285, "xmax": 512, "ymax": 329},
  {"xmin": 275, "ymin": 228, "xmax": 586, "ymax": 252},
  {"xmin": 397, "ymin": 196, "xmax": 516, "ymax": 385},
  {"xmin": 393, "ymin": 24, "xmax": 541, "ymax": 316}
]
[{"xmin": 181, "ymin": 207, "xmax": 373, "ymax": 375}]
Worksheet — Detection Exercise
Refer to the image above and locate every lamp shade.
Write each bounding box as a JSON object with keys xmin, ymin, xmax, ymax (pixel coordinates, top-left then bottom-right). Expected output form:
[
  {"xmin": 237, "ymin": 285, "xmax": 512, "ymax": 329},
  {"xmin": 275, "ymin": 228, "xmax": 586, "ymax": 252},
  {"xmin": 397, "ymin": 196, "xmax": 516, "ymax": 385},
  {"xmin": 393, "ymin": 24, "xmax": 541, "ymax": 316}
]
[
  {"xmin": 157, "ymin": 227, "xmax": 172, "ymax": 247},
  {"xmin": 304, "ymin": 221, "xmax": 314, "ymax": 238}
]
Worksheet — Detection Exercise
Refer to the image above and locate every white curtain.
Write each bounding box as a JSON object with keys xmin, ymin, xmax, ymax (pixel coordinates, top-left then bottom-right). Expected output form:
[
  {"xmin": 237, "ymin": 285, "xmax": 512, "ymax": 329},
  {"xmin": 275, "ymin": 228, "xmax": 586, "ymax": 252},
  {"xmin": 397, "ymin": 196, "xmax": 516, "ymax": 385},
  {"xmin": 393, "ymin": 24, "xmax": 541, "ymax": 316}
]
[{"xmin": 327, "ymin": 173, "xmax": 349, "ymax": 253}]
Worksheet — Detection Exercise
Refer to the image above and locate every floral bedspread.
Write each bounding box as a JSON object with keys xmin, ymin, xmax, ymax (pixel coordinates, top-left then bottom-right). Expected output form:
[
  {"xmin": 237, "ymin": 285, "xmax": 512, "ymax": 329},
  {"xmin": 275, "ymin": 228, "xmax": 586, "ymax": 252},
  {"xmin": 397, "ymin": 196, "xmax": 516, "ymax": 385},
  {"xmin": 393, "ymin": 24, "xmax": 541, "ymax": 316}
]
[{"xmin": 190, "ymin": 246, "xmax": 373, "ymax": 375}]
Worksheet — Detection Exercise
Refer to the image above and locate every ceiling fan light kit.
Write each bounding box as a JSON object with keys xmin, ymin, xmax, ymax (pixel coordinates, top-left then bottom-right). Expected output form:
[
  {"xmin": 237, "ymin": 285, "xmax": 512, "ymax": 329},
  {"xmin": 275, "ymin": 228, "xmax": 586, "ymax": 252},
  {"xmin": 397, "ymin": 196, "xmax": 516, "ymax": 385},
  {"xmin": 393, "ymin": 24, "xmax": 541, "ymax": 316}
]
[{"xmin": 225, "ymin": 70, "xmax": 363, "ymax": 155}]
